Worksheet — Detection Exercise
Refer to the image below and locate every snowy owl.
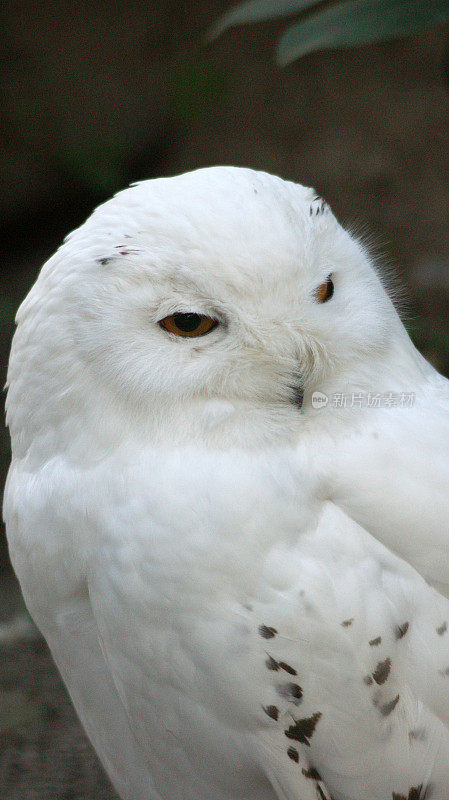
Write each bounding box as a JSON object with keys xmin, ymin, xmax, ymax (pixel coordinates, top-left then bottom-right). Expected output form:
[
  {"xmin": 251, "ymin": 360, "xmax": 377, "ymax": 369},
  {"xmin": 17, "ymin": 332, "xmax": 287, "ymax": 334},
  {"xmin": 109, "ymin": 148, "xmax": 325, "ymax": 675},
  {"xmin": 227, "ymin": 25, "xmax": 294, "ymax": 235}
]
[{"xmin": 4, "ymin": 167, "xmax": 449, "ymax": 799}]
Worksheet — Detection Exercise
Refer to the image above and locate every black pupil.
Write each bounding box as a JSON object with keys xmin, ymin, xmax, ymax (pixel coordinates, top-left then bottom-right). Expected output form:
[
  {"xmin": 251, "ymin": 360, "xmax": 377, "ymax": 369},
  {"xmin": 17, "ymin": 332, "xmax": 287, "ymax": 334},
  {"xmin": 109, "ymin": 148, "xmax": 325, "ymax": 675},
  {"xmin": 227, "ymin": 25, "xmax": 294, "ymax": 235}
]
[
  {"xmin": 173, "ymin": 313, "xmax": 202, "ymax": 332},
  {"xmin": 324, "ymin": 277, "xmax": 334, "ymax": 301}
]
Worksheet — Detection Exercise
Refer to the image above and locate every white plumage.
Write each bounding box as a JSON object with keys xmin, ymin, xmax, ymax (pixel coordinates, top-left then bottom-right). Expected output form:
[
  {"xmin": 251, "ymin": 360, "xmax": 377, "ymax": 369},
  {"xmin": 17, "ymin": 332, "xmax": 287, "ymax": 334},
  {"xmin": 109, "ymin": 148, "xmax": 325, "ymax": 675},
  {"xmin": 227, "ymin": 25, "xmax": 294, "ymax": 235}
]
[{"xmin": 4, "ymin": 167, "xmax": 449, "ymax": 799}]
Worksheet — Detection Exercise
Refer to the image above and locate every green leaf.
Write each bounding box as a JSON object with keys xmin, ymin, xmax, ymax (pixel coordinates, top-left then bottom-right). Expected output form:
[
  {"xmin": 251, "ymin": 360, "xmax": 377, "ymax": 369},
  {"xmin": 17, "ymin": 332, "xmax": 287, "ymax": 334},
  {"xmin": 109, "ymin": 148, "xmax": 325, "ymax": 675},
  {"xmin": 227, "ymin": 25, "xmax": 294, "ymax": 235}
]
[
  {"xmin": 207, "ymin": 0, "xmax": 323, "ymax": 40},
  {"xmin": 277, "ymin": 0, "xmax": 449, "ymax": 65}
]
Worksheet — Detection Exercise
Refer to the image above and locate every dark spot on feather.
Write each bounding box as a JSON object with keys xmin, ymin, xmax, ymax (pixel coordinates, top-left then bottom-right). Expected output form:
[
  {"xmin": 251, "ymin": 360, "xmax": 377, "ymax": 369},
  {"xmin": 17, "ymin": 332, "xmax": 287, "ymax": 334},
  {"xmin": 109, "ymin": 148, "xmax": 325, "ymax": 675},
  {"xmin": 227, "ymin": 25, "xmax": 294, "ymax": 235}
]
[
  {"xmin": 289, "ymin": 683, "xmax": 303, "ymax": 700},
  {"xmin": 259, "ymin": 624, "xmax": 277, "ymax": 639},
  {"xmin": 123, "ymin": 234, "xmax": 131, "ymax": 238},
  {"xmin": 287, "ymin": 746, "xmax": 299, "ymax": 762},
  {"xmin": 277, "ymin": 682, "xmax": 303, "ymax": 703},
  {"xmin": 409, "ymin": 727, "xmax": 426, "ymax": 742},
  {"xmin": 341, "ymin": 618, "xmax": 354, "ymax": 627},
  {"xmin": 379, "ymin": 694, "xmax": 400, "ymax": 716},
  {"xmin": 279, "ymin": 661, "xmax": 297, "ymax": 675},
  {"xmin": 115, "ymin": 245, "xmax": 140, "ymax": 255},
  {"xmin": 263, "ymin": 705, "xmax": 279, "ymax": 720},
  {"xmin": 437, "ymin": 622, "xmax": 447, "ymax": 635},
  {"xmin": 369, "ymin": 636, "xmax": 382, "ymax": 646},
  {"xmin": 310, "ymin": 196, "xmax": 326, "ymax": 218},
  {"xmin": 284, "ymin": 712, "xmax": 322, "ymax": 746},
  {"xmin": 302, "ymin": 766, "xmax": 322, "ymax": 780},
  {"xmin": 363, "ymin": 675, "xmax": 373, "ymax": 685},
  {"xmin": 372, "ymin": 657, "xmax": 391, "ymax": 685},
  {"xmin": 392, "ymin": 785, "xmax": 428, "ymax": 800},
  {"xmin": 395, "ymin": 622, "xmax": 409, "ymax": 639},
  {"xmin": 265, "ymin": 655, "xmax": 279, "ymax": 671},
  {"xmin": 97, "ymin": 256, "xmax": 113, "ymax": 265},
  {"xmin": 439, "ymin": 666, "xmax": 449, "ymax": 677}
]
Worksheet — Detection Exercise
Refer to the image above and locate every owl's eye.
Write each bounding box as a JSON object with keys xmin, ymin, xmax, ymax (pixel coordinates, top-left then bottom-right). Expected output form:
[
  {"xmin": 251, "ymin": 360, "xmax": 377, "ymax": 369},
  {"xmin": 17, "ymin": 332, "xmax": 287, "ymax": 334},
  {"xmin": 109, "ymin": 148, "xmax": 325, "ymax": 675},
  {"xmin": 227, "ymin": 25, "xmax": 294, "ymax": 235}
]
[
  {"xmin": 315, "ymin": 276, "xmax": 334, "ymax": 304},
  {"xmin": 158, "ymin": 312, "xmax": 218, "ymax": 338}
]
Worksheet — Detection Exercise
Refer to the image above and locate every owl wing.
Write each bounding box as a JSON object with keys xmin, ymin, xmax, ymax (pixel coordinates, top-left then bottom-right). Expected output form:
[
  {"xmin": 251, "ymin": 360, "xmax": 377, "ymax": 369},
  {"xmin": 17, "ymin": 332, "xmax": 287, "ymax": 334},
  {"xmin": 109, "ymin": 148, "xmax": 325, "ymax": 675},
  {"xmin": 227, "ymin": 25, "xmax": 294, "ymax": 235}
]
[
  {"xmin": 85, "ymin": 497, "xmax": 449, "ymax": 800},
  {"xmin": 37, "ymin": 598, "xmax": 157, "ymax": 800},
  {"xmin": 3, "ymin": 465, "xmax": 156, "ymax": 800},
  {"xmin": 244, "ymin": 503, "xmax": 449, "ymax": 800}
]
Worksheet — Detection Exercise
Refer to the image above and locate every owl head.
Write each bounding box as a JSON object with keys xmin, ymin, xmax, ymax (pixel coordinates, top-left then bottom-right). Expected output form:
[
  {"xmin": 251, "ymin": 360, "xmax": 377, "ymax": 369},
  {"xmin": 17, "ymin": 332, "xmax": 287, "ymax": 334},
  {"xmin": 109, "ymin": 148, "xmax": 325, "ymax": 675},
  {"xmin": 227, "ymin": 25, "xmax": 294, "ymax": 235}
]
[{"xmin": 6, "ymin": 167, "xmax": 423, "ymax": 456}]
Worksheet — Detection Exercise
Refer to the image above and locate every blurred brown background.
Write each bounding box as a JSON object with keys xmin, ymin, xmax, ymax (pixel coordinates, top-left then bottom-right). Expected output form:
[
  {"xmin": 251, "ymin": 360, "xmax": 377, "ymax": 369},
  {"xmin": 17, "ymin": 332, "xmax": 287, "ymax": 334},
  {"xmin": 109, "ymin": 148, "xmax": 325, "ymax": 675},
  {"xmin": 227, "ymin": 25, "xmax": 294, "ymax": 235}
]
[{"xmin": 1, "ymin": 2, "xmax": 449, "ymax": 797}]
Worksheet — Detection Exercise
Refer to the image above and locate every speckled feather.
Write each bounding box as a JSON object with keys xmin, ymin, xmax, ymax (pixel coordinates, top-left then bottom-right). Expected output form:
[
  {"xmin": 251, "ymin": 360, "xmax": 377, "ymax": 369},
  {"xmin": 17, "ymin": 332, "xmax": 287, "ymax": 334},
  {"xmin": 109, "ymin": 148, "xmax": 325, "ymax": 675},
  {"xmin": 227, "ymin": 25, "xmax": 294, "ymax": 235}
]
[{"xmin": 4, "ymin": 167, "xmax": 449, "ymax": 799}]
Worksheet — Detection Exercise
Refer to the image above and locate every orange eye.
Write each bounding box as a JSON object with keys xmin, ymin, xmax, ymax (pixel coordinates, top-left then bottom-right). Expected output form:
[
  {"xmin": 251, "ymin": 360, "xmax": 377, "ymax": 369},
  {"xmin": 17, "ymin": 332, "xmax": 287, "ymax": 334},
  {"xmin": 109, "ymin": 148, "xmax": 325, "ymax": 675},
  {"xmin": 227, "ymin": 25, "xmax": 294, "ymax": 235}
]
[
  {"xmin": 315, "ymin": 276, "xmax": 334, "ymax": 304},
  {"xmin": 158, "ymin": 312, "xmax": 218, "ymax": 338}
]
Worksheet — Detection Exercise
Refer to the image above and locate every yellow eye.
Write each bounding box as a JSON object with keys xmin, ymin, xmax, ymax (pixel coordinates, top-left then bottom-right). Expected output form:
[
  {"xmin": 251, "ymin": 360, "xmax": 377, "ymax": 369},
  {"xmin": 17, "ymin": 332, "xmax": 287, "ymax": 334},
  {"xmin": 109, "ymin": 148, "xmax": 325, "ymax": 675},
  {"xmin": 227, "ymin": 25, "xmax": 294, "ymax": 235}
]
[
  {"xmin": 158, "ymin": 312, "xmax": 218, "ymax": 338},
  {"xmin": 315, "ymin": 276, "xmax": 334, "ymax": 304}
]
